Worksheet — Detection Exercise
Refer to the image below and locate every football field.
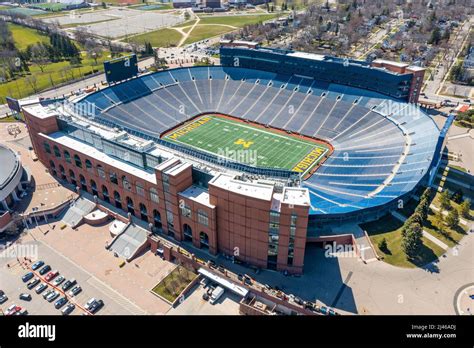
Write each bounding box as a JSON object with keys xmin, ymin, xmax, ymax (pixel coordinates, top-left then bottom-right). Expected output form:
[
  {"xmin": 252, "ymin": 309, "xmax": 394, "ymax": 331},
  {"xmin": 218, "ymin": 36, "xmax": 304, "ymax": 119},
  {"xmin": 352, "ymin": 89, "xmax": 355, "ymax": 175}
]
[{"xmin": 163, "ymin": 115, "xmax": 329, "ymax": 174}]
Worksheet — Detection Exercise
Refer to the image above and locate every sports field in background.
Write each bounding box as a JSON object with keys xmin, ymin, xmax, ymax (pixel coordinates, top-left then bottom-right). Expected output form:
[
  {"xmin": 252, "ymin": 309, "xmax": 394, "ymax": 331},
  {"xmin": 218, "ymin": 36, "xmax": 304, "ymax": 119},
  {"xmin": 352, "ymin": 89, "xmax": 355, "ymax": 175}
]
[{"xmin": 163, "ymin": 115, "xmax": 329, "ymax": 174}]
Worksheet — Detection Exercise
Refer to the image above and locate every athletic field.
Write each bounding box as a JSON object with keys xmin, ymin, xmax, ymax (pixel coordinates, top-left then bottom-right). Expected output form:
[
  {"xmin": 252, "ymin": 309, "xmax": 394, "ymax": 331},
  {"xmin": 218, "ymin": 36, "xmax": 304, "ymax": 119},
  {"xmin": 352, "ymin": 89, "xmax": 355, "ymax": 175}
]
[{"xmin": 163, "ymin": 115, "xmax": 329, "ymax": 174}]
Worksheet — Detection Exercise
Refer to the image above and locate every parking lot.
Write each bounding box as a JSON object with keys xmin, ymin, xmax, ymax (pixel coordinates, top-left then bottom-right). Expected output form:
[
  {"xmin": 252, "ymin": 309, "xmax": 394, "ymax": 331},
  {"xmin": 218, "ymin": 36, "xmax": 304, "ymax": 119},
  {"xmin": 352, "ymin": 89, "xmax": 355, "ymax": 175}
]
[
  {"xmin": 43, "ymin": 8, "xmax": 184, "ymax": 38},
  {"xmin": 167, "ymin": 281, "xmax": 241, "ymax": 315},
  {"xmin": 0, "ymin": 240, "xmax": 136, "ymax": 315}
]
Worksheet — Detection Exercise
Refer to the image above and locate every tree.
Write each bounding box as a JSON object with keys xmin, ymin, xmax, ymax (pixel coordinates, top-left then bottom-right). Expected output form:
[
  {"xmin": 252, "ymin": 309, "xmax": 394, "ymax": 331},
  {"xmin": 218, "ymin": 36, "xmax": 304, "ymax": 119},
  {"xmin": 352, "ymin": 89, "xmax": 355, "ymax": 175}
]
[
  {"xmin": 402, "ymin": 222, "xmax": 423, "ymax": 259},
  {"xmin": 429, "ymin": 27, "xmax": 441, "ymax": 45},
  {"xmin": 445, "ymin": 208, "xmax": 459, "ymax": 228},
  {"xmin": 86, "ymin": 42, "xmax": 102, "ymax": 65},
  {"xmin": 450, "ymin": 189, "xmax": 463, "ymax": 204},
  {"xmin": 28, "ymin": 43, "xmax": 50, "ymax": 73},
  {"xmin": 439, "ymin": 190, "xmax": 451, "ymax": 211},
  {"xmin": 378, "ymin": 238, "xmax": 388, "ymax": 253},
  {"xmin": 459, "ymin": 199, "xmax": 470, "ymax": 219}
]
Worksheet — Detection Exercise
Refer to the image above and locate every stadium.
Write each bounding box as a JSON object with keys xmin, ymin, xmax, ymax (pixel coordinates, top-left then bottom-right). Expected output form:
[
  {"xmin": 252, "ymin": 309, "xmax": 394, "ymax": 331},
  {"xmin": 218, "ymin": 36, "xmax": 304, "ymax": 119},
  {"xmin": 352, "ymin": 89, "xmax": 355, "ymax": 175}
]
[{"xmin": 19, "ymin": 42, "xmax": 451, "ymax": 274}]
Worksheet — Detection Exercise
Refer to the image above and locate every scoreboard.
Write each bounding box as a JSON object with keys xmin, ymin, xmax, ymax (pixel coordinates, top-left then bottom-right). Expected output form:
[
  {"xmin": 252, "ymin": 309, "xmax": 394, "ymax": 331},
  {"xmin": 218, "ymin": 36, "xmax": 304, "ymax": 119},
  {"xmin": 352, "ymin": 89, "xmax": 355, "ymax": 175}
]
[{"xmin": 104, "ymin": 54, "xmax": 138, "ymax": 84}]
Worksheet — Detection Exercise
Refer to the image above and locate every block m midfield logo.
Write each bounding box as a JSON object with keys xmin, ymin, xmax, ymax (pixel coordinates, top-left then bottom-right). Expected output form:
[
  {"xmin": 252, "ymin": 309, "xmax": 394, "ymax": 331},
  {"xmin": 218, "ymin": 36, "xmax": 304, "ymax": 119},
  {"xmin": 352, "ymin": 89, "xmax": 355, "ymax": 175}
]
[{"xmin": 18, "ymin": 322, "xmax": 56, "ymax": 342}]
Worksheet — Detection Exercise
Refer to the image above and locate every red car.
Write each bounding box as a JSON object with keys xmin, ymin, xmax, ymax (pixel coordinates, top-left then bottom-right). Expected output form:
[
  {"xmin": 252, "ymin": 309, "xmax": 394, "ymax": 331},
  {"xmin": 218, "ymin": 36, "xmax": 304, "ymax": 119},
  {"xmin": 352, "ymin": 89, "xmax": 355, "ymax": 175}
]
[
  {"xmin": 6, "ymin": 304, "xmax": 22, "ymax": 315},
  {"xmin": 44, "ymin": 270, "xmax": 59, "ymax": 282}
]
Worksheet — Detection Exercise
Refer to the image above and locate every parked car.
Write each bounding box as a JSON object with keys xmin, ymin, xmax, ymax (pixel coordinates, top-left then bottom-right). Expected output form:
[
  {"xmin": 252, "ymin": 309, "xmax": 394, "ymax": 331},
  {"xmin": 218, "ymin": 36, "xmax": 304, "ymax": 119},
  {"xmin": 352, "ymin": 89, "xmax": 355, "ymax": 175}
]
[
  {"xmin": 38, "ymin": 265, "xmax": 51, "ymax": 275},
  {"xmin": 27, "ymin": 278, "xmax": 40, "ymax": 290},
  {"xmin": 320, "ymin": 306, "xmax": 328, "ymax": 315},
  {"xmin": 89, "ymin": 299, "xmax": 104, "ymax": 314},
  {"xmin": 22, "ymin": 272, "xmax": 34, "ymax": 283},
  {"xmin": 5, "ymin": 304, "xmax": 21, "ymax": 315},
  {"xmin": 54, "ymin": 296, "xmax": 68, "ymax": 309},
  {"xmin": 42, "ymin": 289, "xmax": 54, "ymax": 300},
  {"xmin": 19, "ymin": 293, "xmax": 32, "ymax": 301},
  {"xmin": 52, "ymin": 276, "xmax": 65, "ymax": 286},
  {"xmin": 84, "ymin": 298, "xmax": 97, "ymax": 310},
  {"xmin": 68, "ymin": 285, "xmax": 82, "ymax": 297},
  {"xmin": 46, "ymin": 291, "xmax": 60, "ymax": 303},
  {"xmin": 16, "ymin": 309, "xmax": 28, "ymax": 315},
  {"xmin": 0, "ymin": 290, "xmax": 8, "ymax": 304},
  {"xmin": 31, "ymin": 260, "xmax": 45, "ymax": 271},
  {"xmin": 328, "ymin": 308, "xmax": 338, "ymax": 316},
  {"xmin": 35, "ymin": 283, "xmax": 48, "ymax": 294},
  {"xmin": 62, "ymin": 279, "xmax": 77, "ymax": 291},
  {"xmin": 44, "ymin": 270, "xmax": 59, "ymax": 282},
  {"xmin": 294, "ymin": 297, "xmax": 304, "ymax": 305},
  {"xmin": 61, "ymin": 303, "xmax": 75, "ymax": 315}
]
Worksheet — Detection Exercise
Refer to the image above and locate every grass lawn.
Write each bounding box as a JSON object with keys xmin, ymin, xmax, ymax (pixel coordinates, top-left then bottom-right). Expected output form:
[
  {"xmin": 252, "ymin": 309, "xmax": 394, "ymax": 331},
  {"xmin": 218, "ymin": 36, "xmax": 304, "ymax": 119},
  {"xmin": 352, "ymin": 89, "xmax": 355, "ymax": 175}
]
[
  {"xmin": 361, "ymin": 214, "xmax": 445, "ymax": 268},
  {"xmin": 197, "ymin": 14, "xmax": 278, "ymax": 27},
  {"xmin": 0, "ymin": 115, "xmax": 18, "ymax": 123},
  {"xmin": 184, "ymin": 25, "xmax": 236, "ymax": 45},
  {"xmin": 8, "ymin": 23, "xmax": 49, "ymax": 51},
  {"xmin": 163, "ymin": 115, "xmax": 329, "ymax": 173},
  {"xmin": 0, "ymin": 52, "xmax": 109, "ymax": 103},
  {"xmin": 422, "ymin": 208, "xmax": 468, "ymax": 247},
  {"xmin": 151, "ymin": 266, "xmax": 197, "ymax": 303},
  {"xmin": 174, "ymin": 20, "xmax": 197, "ymax": 29},
  {"xmin": 125, "ymin": 28, "xmax": 183, "ymax": 47}
]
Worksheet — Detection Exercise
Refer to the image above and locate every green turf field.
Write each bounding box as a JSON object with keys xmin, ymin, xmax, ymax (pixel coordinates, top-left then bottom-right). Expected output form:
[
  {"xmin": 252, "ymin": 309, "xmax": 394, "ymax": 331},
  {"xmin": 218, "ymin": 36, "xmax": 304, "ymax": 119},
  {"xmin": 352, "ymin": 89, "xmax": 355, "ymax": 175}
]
[{"xmin": 163, "ymin": 115, "xmax": 329, "ymax": 173}]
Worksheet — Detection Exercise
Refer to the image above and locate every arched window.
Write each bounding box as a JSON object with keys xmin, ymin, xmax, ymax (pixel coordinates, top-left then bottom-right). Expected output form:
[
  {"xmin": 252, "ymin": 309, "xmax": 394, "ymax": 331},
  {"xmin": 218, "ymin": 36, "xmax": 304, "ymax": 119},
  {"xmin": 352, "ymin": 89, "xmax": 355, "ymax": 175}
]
[
  {"xmin": 126, "ymin": 197, "xmax": 134, "ymax": 215},
  {"xmin": 74, "ymin": 154, "xmax": 82, "ymax": 168},
  {"xmin": 79, "ymin": 174, "xmax": 86, "ymax": 185},
  {"xmin": 69, "ymin": 169, "xmax": 75, "ymax": 179},
  {"xmin": 49, "ymin": 160, "xmax": 56, "ymax": 169},
  {"xmin": 44, "ymin": 142, "xmax": 51, "ymax": 154},
  {"xmin": 113, "ymin": 191, "xmax": 121, "ymax": 209},
  {"xmin": 199, "ymin": 231, "xmax": 209, "ymax": 248},
  {"xmin": 85, "ymin": 159, "xmax": 92, "ymax": 171},
  {"xmin": 90, "ymin": 179, "xmax": 97, "ymax": 190},
  {"xmin": 53, "ymin": 145, "xmax": 61, "ymax": 158},
  {"xmin": 113, "ymin": 191, "xmax": 121, "ymax": 202},
  {"xmin": 59, "ymin": 164, "xmax": 65, "ymax": 175},
  {"xmin": 64, "ymin": 150, "xmax": 71, "ymax": 163},
  {"xmin": 139, "ymin": 203, "xmax": 147, "ymax": 215},
  {"xmin": 102, "ymin": 185, "xmax": 109, "ymax": 196}
]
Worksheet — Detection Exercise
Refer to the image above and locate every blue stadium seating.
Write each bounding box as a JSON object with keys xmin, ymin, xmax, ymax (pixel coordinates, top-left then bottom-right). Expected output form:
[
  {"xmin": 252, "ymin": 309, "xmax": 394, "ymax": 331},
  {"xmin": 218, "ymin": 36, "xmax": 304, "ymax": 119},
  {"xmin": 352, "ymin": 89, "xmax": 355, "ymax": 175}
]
[{"xmin": 77, "ymin": 65, "xmax": 441, "ymax": 218}]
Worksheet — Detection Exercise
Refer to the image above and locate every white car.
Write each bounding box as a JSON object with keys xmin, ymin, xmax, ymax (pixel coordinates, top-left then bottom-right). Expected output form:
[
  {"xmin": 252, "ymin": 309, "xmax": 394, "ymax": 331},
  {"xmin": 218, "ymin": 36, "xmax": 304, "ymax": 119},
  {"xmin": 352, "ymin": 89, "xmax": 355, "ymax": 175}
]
[
  {"xmin": 84, "ymin": 298, "xmax": 97, "ymax": 310},
  {"xmin": 46, "ymin": 290, "xmax": 60, "ymax": 302},
  {"xmin": 52, "ymin": 276, "xmax": 65, "ymax": 286}
]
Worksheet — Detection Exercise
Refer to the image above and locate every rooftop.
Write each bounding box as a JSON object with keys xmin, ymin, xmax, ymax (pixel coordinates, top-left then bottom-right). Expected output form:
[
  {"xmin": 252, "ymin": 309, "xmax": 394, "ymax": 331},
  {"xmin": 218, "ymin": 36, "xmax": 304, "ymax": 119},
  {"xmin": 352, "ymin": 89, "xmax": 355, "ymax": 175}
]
[
  {"xmin": 209, "ymin": 174, "xmax": 274, "ymax": 201},
  {"xmin": 179, "ymin": 185, "xmax": 215, "ymax": 208},
  {"xmin": 282, "ymin": 187, "xmax": 310, "ymax": 206},
  {"xmin": 42, "ymin": 132, "xmax": 157, "ymax": 184}
]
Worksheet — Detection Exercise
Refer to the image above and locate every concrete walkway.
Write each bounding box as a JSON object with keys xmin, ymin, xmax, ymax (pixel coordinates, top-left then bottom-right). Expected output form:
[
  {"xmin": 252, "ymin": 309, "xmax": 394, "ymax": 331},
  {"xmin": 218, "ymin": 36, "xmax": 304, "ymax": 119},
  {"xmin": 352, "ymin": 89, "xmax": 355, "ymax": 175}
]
[
  {"xmin": 391, "ymin": 211, "xmax": 449, "ymax": 250},
  {"xmin": 430, "ymin": 204, "xmax": 469, "ymax": 226}
]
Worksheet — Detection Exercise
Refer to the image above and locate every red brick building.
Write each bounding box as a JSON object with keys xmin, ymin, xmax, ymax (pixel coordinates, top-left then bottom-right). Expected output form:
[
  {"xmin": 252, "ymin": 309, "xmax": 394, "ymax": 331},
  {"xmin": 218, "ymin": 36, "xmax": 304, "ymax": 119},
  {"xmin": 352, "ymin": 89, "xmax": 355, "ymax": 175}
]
[{"xmin": 23, "ymin": 104, "xmax": 310, "ymax": 274}]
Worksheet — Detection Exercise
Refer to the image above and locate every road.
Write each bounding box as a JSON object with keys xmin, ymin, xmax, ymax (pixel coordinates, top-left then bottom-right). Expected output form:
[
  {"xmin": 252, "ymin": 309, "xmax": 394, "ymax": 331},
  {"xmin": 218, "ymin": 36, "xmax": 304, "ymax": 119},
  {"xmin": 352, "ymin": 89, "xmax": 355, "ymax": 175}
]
[{"xmin": 423, "ymin": 18, "xmax": 473, "ymax": 101}]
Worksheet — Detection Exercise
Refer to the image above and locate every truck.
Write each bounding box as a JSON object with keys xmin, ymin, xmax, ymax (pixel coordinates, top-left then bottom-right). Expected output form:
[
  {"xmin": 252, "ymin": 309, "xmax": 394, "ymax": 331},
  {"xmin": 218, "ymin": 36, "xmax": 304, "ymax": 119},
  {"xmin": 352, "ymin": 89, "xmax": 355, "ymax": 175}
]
[{"xmin": 209, "ymin": 286, "xmax": 224, "ymax": 305}]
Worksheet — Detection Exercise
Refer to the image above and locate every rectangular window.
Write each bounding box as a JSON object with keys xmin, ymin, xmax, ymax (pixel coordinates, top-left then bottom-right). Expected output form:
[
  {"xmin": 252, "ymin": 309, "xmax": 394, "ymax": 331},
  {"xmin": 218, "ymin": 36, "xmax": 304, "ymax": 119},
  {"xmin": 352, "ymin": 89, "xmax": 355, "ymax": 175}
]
[
  {"xmin": 181, "ymin": 204, "xmax": 192, "ymax": 218},
  {"xmin": 136, "ymin": 185, "xmax": 145, "ymax": 197},
  {"xmin": 150, "ymin": 190, "xmax": 159, "ymax": 203},
  {"xmin": 198, "ymin": 210, "xmax": 208, "ymax": 226}
]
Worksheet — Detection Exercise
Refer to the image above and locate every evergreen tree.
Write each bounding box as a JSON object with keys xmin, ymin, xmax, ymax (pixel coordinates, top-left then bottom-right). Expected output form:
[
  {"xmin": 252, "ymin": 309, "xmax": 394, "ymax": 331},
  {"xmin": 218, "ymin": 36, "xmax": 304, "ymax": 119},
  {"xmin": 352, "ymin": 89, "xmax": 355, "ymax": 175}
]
[
  {"xmin": 445, "ymin": 209, "xmax": 459, "ymax": 228},
  {"xmin": 459, "ymin": 200, "xmax": 470, "ymax": 219},
  {"xmin": 439, "ymin": 190, "xmax": 451, "ymax": 210}
]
